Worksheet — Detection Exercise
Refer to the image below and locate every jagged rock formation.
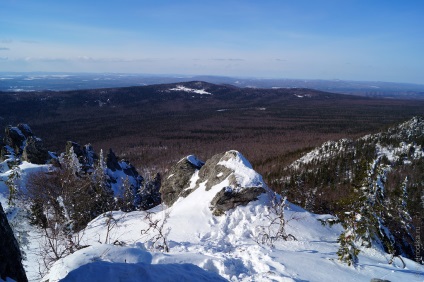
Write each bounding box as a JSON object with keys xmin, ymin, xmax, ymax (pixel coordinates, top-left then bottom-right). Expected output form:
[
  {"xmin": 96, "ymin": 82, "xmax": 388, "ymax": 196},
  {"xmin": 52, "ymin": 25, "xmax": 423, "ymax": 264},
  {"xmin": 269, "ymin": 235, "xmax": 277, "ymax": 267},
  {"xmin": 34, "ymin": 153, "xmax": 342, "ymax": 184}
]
[
  {"xmin": 160, "ymin": 155, "xmax": 204, "ymax": 206},
  {"xmin": 61, "ymin": 144, "xmax": 160, "ymax": 211},
  {"xmin": 66, "ymin": 141, "xmax": 98, "ymax": 173},
  {"xmin": 105, "ymin": 148, "xmax": 121, "ymax": 172},
  {"xmin": 0, "ymin": 203, "xmax": 28, "ymax": 282},
  {"xmin": 103, "ymin": 148, "xmax": 162, "ymax": 210},
  {"xmin": 197, "ymin": 151, "xmax": 266, "ymax": 215},
  {"xmin": 22, "ymin": 136, "xmax": 49, "ymax": 164},
  {"xmin": 104, "ymin": 148, "xmax": 143, "ymax": 192},
  {"xmin": 162, "ymin": 151, "xmax": 267, "ymax": 215},
  {"xmin": 0, "ymin": 124, "xmax": 49, "ymax": 164}
]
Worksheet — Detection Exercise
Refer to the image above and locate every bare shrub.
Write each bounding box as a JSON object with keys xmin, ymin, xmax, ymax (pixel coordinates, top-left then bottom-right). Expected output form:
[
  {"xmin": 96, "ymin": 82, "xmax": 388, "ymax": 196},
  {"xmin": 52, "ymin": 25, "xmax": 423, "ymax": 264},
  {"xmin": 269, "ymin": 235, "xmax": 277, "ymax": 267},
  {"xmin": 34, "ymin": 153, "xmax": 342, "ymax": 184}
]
[
  {"xmin": 255, "ymin": 193, "xmax": 297, "ymax": 247},
  {"xmin": 140, "ymin": 207, "xmax": 170, "ymax": 252}
]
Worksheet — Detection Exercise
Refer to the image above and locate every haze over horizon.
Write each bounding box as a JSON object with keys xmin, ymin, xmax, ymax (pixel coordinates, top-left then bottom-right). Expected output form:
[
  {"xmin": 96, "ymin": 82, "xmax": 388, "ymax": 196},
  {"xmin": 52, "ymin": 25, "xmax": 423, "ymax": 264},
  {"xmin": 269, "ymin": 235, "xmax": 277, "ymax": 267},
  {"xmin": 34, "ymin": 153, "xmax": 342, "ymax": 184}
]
[{"xmin": 1, "ymin": 0, "xmax": 423, "ymax": 84}]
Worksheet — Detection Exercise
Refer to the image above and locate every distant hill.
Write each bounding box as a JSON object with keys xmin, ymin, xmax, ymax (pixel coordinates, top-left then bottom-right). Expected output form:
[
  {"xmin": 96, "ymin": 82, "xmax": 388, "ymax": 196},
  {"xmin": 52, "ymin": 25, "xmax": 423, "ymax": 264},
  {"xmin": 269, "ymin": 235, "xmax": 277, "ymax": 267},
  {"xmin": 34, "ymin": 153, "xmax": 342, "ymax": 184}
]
[
  {"xmin": 1, "ymin": 73, "xmax": 424, "ymax": 99},
  {"xmin": 0, "ymin": 81, "xmax": 423, "ymax": 180}
]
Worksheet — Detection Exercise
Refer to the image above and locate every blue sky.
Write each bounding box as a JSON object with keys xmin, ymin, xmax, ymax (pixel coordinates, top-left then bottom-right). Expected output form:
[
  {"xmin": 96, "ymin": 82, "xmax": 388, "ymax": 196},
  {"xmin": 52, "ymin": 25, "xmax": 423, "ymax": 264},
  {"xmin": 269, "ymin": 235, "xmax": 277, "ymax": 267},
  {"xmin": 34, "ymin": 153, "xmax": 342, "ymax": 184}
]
[{"xmin": 0, "ymin": 0, "xmax": 423, "ymax": 83}]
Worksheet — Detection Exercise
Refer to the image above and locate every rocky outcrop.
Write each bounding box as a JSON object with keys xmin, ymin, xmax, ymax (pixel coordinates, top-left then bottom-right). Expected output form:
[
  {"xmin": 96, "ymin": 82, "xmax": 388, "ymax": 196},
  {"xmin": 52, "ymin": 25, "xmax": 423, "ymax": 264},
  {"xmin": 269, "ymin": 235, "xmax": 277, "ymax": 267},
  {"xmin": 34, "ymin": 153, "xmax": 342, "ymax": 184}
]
[
  {"xmin": 22, "ymin": 136, "xmax": 49, "ymax": 164},
  {"xmin": 162, "ymin": 151, "xmax": 268, "ymax": 215},
  {"xmin": 66, "ymin": 141, "xmax": 98, "ymax": 172},
  {"xmin": 0, "ymin": 203, "xmax": 28, "ymax": 282},
  {"xmin": 160, "ymin": 155, "xmax": 204, "ymax": 206},
  {"xmin": 210, "ymin": 186, "xmax": 265, "ymax": 216},
  {"xmin": 196, "ymin": 151, "xmax": 266, "ymax": 215},
  {"xmin": 1, "ymin": 124, "xmax": 49, "ymax": 164},
  {"xmin": 105, "ymin": 148, "xmax": 121, "ymax": 172}
]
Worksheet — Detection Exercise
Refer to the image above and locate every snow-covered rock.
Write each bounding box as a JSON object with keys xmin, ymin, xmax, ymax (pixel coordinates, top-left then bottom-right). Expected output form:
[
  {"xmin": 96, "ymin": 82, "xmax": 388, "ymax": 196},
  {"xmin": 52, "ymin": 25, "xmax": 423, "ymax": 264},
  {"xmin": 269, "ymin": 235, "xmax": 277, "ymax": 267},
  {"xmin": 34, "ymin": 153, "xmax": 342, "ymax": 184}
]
[
  {"xmin": 1, "ymin": 124, "xmax": 49, "ymax": 165},
  {"xmin": 160, "ymin": 155, "xmax": 204, "ymax": 206}
]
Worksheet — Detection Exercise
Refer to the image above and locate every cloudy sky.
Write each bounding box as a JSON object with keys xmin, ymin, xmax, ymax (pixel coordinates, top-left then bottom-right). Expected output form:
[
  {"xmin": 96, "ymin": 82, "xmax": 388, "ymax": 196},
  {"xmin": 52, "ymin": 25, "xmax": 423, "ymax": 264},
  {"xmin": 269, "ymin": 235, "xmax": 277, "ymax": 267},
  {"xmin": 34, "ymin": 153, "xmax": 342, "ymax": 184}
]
[{"xmin": 0, "ymin": 0, "xmax": 423, "ymax": 83}]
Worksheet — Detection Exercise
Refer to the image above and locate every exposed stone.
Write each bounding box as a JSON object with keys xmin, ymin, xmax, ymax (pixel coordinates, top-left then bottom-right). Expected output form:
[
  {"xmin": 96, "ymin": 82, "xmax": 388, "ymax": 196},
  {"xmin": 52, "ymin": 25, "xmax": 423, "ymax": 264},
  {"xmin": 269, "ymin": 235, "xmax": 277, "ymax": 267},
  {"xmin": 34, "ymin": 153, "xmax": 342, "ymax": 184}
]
[
  {"xmin": 210, "ymin": 186, "xmax": 265, "ymax": 216},
  {"xmin": 194, "ymin": 151, "xmax": 267, "ymax": 215},
  {"xmin": 4, "ymin": 125, "xmax": 28, "ymax": 156},
  {"xmin": 1, "ymin": 124, "xmax": 50, "ymax": 164},
  {"xmin": 370, "ymin": 279, "xmax": 391, "ymax": 282},
  {"xmin": 161, "ymin": 150, "xmax": 268, "ymax": 214},
  {"xmin": 160, "ymin": 155, "xmax": 204, "ymax": 206},
  {"xmin": 196, "ymin": 151, "xmax": 237, "ymax": 191},
  {"xmin": 22, "ymin": 136, "xmax": 49, "ymax": 164},
  {"xmin": 0, "ymin": 203, "xmax": 28, "ymax": 282},
  {"xmin": 106, "ymin": 148, "xmax": 121, "ymax": 172},
  {"xmin": 17, "ymin": 123, "xmax": 33, "ymax": 138}
]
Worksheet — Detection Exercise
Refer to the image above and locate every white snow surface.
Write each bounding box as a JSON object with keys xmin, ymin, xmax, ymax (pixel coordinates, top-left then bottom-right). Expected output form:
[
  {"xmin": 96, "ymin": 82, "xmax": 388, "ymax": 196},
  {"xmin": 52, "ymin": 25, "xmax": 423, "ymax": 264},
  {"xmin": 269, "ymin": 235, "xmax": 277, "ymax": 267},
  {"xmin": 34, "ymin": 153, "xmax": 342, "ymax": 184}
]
[
  {"xmin": 169, "ymin": 85, "xmax": 212, "ymax": 95},
  {"xmin": 1, "ymin": 154, "xmax": 424, "ymax": 281},
  {"xmin": 218, "ymin": 150, "xmax": 264, "ymax": 189}
]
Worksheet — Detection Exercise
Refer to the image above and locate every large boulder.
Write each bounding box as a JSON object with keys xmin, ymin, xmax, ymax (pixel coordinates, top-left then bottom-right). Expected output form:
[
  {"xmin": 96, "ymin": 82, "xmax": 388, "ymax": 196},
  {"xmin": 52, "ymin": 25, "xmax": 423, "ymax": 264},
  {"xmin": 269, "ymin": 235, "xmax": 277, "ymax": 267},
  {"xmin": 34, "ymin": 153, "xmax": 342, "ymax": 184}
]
[
  {"xmin": 160, "ymin": 155, "xmax": 204, "ymax": 206},
  {"xmin": 162, "ymin": 151, "xmax": 268, "ymax": 215},
  {"xmin": 0, "ymin": 203, "xmax": 28, "ymax": 282},
  {"xmin": 22, "ymin": 136, "xmax": 49, "ymax": 164},
  {"xmin": 1, "ymin": 124, "xmax": 50, "ymax": 164},
  {"xmin": 196, "ymin": 151, "xmax": 266, "ymax": 215},
  {"xmin": 3, "ymin": 125, "xmax": 28, "ymax": 157}
]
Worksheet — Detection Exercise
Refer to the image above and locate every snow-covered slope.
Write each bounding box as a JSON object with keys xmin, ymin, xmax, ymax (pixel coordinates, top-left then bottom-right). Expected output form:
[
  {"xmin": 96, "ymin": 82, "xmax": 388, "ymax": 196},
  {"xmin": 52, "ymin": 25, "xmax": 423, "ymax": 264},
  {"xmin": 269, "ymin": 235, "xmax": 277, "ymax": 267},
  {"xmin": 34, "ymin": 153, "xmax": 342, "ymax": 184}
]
[
  {"xmin": 1, "ymin": 141, "xmax": 424, "ymax": 281},
  {"xmin": 39, "ymin": 151, "xmax": 424, "ymax": 281}
]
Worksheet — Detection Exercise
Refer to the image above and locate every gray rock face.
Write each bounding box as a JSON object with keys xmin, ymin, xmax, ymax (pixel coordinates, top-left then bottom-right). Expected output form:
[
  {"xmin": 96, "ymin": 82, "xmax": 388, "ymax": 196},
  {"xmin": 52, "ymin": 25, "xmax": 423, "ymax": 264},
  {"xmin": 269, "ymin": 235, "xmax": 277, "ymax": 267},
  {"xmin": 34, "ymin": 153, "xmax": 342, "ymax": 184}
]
[
  {"xmin": 105, "ymin": 148, "xmax": 121, "ymax": 172},
  {"xmin": 3, "ymin": 125, "xmax": 28, "ymax": 158},
  {"xmin": 1, "ymin": 124, "xmax": 50, "ymax": 164},
  {"xmin": 160, "ymin": 155, "xmax": 204, "ymax": 206},
  {"xmin": 22, "ymin": 136, "xmax": 49, "ymax": 164},
  {"xmin": 210, "ymin": 186, "xmax": 265, "ymax": 216},
  {"xmin": 0, "ymin": 203, "xmax": 28, "ymax": 282},
  {"xmin": 195, "ymin": 151, "xmax": 266, "ymax": 215},
  {"xmin": 162, "ymin": 151, "xmax": 267, "ymax": 215}
]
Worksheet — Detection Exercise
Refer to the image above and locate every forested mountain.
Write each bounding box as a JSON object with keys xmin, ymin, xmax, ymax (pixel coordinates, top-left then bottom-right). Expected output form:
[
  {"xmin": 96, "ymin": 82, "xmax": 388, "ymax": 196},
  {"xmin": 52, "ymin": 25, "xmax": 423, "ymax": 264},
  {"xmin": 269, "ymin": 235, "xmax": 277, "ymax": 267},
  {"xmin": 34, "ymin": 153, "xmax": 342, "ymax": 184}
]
[
  {"xmin": 278, "ymin": 117, "xmax": 424, "ymax": 263},
  {"xmin": 1, "ymin": 81, "xmax": 424, "ymax": 183}
]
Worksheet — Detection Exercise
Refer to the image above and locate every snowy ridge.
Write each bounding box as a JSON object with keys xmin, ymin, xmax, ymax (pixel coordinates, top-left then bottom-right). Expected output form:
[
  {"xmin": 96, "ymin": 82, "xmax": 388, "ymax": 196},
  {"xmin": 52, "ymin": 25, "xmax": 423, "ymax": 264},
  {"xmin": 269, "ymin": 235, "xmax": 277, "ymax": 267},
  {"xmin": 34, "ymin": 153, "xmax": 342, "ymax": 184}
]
[
  {"xmin": 289, "ymin": 139, "xmax": 354, "ymax": 169},
  {"xmin": 290, "ymin": 116, "xmax": 424, "ymax": 169}
]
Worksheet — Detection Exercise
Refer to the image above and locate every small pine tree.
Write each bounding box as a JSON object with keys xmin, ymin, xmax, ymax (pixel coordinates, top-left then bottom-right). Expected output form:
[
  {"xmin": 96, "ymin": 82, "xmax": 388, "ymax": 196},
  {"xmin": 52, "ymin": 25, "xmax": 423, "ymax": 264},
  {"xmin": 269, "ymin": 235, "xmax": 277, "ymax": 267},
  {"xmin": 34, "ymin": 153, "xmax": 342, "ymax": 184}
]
[
  {"xmin": 6, "ymin": 165, "xmax": 21, "ymax": 206},
  {"xmin": 337, "ymin": 212, "xmax": 361, "ymax": 266}
]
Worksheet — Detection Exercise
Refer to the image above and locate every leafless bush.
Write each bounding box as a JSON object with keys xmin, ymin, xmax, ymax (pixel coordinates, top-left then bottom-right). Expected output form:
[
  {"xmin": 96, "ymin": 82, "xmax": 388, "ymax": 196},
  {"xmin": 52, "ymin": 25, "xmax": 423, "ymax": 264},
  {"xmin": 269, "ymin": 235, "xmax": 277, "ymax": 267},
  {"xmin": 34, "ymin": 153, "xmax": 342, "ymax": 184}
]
[
  {"xmin": 255, "ymin": 193, "xmax": 297, "ymax": 247},
  {"xmin": 140, "ymin": 207, "xmax": 170, "ymax": 252},
  {"xmin": 102, "ymin": 211, "xmax": 128, "ymax": 245}
]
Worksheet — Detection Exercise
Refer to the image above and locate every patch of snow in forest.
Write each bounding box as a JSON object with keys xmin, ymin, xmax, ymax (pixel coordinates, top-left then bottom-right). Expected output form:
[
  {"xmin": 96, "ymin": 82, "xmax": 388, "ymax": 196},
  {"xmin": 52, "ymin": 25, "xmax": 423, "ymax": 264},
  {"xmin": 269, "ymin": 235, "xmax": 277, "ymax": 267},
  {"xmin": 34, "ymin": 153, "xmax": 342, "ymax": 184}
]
[{"xmin": 169, "ymin": 85, "xmax": 212, "ymax": 95}]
